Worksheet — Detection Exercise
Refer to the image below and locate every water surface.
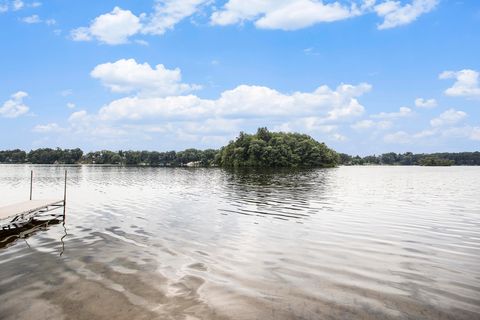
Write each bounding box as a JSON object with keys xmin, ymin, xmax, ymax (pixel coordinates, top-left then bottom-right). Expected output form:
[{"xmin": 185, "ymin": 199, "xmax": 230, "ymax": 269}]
[{"xmin": 0, "ymin": 165, "xmax": 479, "ymax": 319}]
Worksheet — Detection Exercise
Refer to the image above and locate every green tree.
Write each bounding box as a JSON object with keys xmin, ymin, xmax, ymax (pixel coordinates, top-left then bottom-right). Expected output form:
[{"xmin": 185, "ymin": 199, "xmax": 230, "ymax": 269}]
[{"xmin": 216, "ymin": 128, "xmax": 339, "ymax": 167}]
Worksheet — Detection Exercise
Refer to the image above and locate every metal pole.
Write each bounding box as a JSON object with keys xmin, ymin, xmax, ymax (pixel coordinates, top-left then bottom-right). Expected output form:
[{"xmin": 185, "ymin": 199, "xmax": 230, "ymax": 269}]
[
  {"xmin": 30, "ymin": 170, "xmax": 33, "ymax": 200},
  {"xmin": 63, "ymin": 170, "xmax": 67, "ymax": 205},
  {"xmin": 63, "ymin": 170, "xmax": 67, "ymax": 221}
]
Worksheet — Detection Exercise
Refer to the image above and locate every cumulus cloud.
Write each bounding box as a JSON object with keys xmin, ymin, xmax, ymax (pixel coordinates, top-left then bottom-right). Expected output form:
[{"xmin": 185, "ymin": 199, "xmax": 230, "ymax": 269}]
[
  {"xmin": 60, "ymin": 89, "xmax": 73, "ymax": 97},
  {"xmin": 351, "ymin": 119, "xmax": 392, "ymax": 130},
  {"xmin": 0, "ymin": 91, "xmax": 29, "ymax": 118},
  {"xmin": 0, "ymin": 0, "xmax": 24, "ymax": 12},
  {"xmin": 71, "ymin": 7, "xmax": 142, "ymax": 45},
  {"xmin": 414, "ymin": 97, "xmax": 437, "ymax": 108},
  {"xmin": 33, "ymin": 123, "xmax": 65, "ymax": 133},
  {"xmin": 70, "ymin": 0, "xmax": 438, "ymax": 44},
  {"xmin": 384, "ymin": 124, "xmax": 480, "ymax": 145},
  {"xmin": 21, "ymin": 14, "xmax": 40, "ymax": 23},
  {"xmin": 371, "ymin": 106, "xmax": 412, "ymax": 119},
  {"xmin": 91, "ymin": 59, "xmax": 200, "ymax": 97},
  {"xmin": 142, "ymin": 0, "xmax": 209, "ymax": 35},
  {"xmin": 430, "ymin": 108, "xmax": 467, "ymax": 127},
  {"xmin": 383, "ymin": 131, "xmax": 411, "ymax": 143},
  {"xmin": 211, "ymin": 0, "xmax": 436, "ymax": 30},
  {"xmin": 1, "ymin": 1, "xmax": 42, "ymax": 13},
  {"xmin": 471, "ymin": 127, "xmax": 480, "ymax": 141},
  {"xmin": 70, "ymin": 1, "xmax": 210, "ymax": 45},
  {"xmin": 211, "ymin": 0, "xmax": 364, "ymax": 30},
  {"xmin": 375, "ymin": 0, "xmax": 438, "ymax": 29},
  {"xmin": 439, "ymin": 69, "xmax": 480, "ymax": 99},
  {"xmin": 20, "ymin": 14, "xmax": 55, "ymax": 25},
  {"xmin": 54, "ymin": 79, "xmax": 370, "ymax": 146},
  {"xmin": 66, "ymin": 102, "xmax": 76, "ymax": 109},
  {"xmin": 96, "ymin": 82, "xmax": 371, "ymax": 121},
  {"xmin": 12, "ymin": 0, "xmax": 23, "ymax": 10}
]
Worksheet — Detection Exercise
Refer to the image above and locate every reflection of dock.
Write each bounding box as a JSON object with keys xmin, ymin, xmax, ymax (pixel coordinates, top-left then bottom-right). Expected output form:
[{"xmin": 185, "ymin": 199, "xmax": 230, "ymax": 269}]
[
  {"xmin": 0, "ymin": 216, "xmax": 65, "ymax": 250},
  {"xmin": 0, "ymin": 170, "xmax": 67, "ymax": 230}
]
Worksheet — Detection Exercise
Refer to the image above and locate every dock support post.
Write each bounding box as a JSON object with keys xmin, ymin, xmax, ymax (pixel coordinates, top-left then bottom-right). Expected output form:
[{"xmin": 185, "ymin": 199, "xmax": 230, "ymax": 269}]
[
  {"xmin": 63, "ymin": 170, "xmax": 67, "ymax": 205},
  {"xmin": 30, "ymin": 170, "xmax": 33, "ymax": 200},
  {"xmin": 63, "ymin": 170, "xmax": 67, "ymax": 221}
]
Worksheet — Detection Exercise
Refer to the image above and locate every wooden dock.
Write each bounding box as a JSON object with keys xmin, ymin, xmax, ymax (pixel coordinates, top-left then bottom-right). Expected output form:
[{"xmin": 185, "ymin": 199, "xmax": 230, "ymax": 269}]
[
  {"xmin": 0, "ymin": 170, "xmax": 67, "ymax": 229},
  {"xmin": 0, "ymin": 199, "xmax": 64, "ymax": 220}
]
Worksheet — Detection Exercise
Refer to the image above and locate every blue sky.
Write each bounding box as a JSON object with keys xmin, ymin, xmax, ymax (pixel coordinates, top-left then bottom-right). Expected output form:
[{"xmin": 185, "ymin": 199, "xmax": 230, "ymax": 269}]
[{"xmin": 0, "ymin": 0, "xmax": 479, "ymax": 155}]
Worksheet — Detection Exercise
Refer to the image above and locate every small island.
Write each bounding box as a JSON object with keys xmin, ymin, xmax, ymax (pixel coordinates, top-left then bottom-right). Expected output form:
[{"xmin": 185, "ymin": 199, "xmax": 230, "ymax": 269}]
[{"xmin": 215, "ymin": 128, "xmax": 339, "ymax": 167}]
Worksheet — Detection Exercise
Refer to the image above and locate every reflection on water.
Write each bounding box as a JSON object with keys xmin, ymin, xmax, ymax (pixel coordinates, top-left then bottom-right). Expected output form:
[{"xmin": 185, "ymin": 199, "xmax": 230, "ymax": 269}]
[
  {"xmin": 0, "ymin": 216, "xmax": 66, "ymax": 253},
  {"xmin": 0, "ymin": 165, "xmax": 479, "ymax": 320},
  {"xmin": 220, "ymin": 168, "xmax": 331, "ymax": 220}
]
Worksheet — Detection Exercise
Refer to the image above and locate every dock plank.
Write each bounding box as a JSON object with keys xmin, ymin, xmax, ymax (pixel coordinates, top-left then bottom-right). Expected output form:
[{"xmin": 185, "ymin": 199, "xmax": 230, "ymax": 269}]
[{"xmin": 0, "ymin": 200, "xmax": 64, "ymax": 221}]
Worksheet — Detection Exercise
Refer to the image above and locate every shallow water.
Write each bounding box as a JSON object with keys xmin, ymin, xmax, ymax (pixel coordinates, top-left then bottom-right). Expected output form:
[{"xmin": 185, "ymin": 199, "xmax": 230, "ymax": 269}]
[{"xmin": 0, "ymin": 165, "xmax": 479, "ymax": 320}]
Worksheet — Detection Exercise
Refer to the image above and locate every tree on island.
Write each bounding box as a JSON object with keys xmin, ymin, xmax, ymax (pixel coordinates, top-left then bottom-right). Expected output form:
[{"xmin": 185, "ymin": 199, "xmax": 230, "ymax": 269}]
[
  {"xmin": 418, "ymin": 156, "xmax": 454, "ymax": 166},
  {"xmin": 215, "ymin": 127, "xmax": 339, "ymax": 167}
]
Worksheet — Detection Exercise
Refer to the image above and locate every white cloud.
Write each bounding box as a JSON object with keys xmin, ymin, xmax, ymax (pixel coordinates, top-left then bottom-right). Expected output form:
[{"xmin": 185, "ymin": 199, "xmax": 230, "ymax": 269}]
[
  {"xmin": 33, "ymin": 123, "xmax": 64, "ymax": 133},
  {"xmin": 371, "ymin": 106, "xmax": 412, "ymax": 119},
  {"xmin": 70, "ymin": 27, "xmax": 92, "ymax": 41},
  {"xmin": 20, "ymin": 14, "xmax": 56, "ymax": 25},
  {"xmin": 71, "ymin": 7, "xmax": 142, "ymax": 45},
  {"xmin": 135, "ymin": 39, "xmax": 149, "ymax": 46},
  {"xmin": 430, "ymin": 108, "xmax": 467, "ymax": 127},
  {"xmin": 60, "ymin": 89, "xmax": 73, "ymax": 96},
  {"xmin": 211, "ymin": 0, "xmax": 435, "ymax": 30},
  {"xmin": 471, "ymin": 127, "xmax": 480, "ymax": 141},
  {"xmin": 68, "ymin": 1, "xmax": 438, "ymax": 45},
  {"xmin": 414, "ymin": 97, "xmax": 437, "ymax": 108},
  {"xmin": 91, "ymin": 59, "xmax": 199, "ymax": 97},
  {"xmin": 383, "ymin": 131, "xmax": 411, "ymax": 143},
  {"xmin": 211, "ymin": 0, "xmax": 363, "ymax": 30},
  {"xmin": 70, "ymin": 1, "xmax": 210, "ymax": 45},
  {"xmin": 68, "ymin": 110, "xmax": 89, "ymax": 123},
  {"xmin": 382, "ymin": 123, "xmax": 480, "ymax": 145},
  {"xmin": 96, "ymin": 82, "xmax": 371, "ymax": 121},
  {"xmin": 67, "ymin": 102, "xmax": 76, "ymax": 109},
  {"xmin": 331, "ymin": 133, "xmax": 347, "ymax": 141},
  {"xmin": 440, "ymin": 126, "xmax": 480, "ymax": 142},
  {"xmin": 1, "ymin": 0, "xmax": 41, "ymax": 12},
  {"xmin": 21, "ymin": 14, "xmax": 40, "ymax": 23},
  {"xmin": 351, "ymin": 119, "xmax": 392, "ymax": 130},
  {"xmin": 12, "ymin": 0, "xmax": 23, "ymax": 11},
  {"xmin": 0, "ymin": 91, "xmax": 29, "ymax": 118},
  {"xmin": 142, "ymin": 0, "xmax": 209, "ymax": 35},
  {"xmin": 375, "ymin": 0, "xmax": 438, "ymax": 29},
  {"xmin": 273, "ymin": 118, "xmax": 339, "ymax": 135},
  {"xmin": 412, "ymin": 129, "xmax": 436, "ymax": 138},
  {"xmin": 439, "ymin": 69, "xmax": 480, "ymax": 99}
]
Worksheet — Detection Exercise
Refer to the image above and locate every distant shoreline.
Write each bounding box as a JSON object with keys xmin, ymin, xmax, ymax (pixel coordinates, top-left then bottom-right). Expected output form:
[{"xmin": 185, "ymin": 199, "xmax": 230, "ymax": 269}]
[
  {"xmin": 1, "ymin": 129, "xmax": 479, "ymax": 167},
  {"xmin": 1, "ymin": 150, "xmax": 479, "ymax": 166}
]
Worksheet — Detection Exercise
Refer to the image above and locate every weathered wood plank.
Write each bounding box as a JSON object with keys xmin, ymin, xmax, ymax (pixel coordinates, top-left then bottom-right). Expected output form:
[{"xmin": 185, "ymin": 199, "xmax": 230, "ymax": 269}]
[{"xmin": 0, "ymin": 200, "xmax": 64, "ymax": 221}]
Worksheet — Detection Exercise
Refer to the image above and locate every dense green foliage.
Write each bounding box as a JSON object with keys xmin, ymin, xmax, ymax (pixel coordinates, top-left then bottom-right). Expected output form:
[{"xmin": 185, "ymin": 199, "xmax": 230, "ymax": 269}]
[
  {"xmin": 339, "ymin": 151, "xmax": 480, "ymax": 166},
  {"xmin": 0, "ymin": 129, "xmax": 478, "ymax": 167},
  {"xmin": 83, "ymin": 149, "xmax": 217, "ymax": 166},
  {"xmin": 418, "ymin": 157, "xmax": 455, "ymax": 166},
  {"xmin": 0, "ymin": 148, "xmax": 83, "ymax": 164},
  {"xmin": 215, "ymin": 128, "xmax": 339, "ymax": 167},
  {"xmin": 0, "ymin": 148, "xmax": 216, "ymax": 166}
]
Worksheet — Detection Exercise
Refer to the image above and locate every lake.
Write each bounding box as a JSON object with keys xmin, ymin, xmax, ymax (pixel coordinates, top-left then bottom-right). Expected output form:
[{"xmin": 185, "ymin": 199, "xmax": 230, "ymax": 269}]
[{"xmin": 0, "ymin": 165, "xmax": 479, "ymax": 320}]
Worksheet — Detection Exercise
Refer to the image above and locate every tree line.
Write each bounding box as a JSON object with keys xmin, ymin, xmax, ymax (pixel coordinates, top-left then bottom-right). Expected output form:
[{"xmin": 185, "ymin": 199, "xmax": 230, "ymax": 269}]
[
  {"xmin": 0, "ymin": 129, "xmax": 479, "ymax": 166},
  {"xmin": 0, "ymin": 148, "xmax": 217, "ymax": 166},
  {"xmin": 339, "ymin": 152, "xmax": 480, "ymax": 166}
]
